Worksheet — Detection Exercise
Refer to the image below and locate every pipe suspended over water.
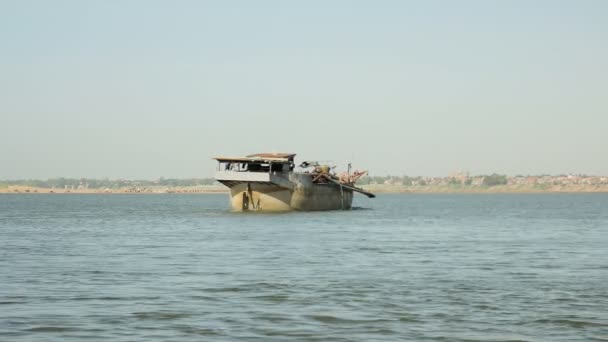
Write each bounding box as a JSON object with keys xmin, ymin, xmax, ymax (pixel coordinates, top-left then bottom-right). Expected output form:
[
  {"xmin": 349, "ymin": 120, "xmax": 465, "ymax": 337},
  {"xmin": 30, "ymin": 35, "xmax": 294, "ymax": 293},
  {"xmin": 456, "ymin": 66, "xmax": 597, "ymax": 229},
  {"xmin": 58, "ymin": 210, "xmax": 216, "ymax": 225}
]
[{"xmin": 321, "ymin": 175, "xmax": 376, "ymax": 198}]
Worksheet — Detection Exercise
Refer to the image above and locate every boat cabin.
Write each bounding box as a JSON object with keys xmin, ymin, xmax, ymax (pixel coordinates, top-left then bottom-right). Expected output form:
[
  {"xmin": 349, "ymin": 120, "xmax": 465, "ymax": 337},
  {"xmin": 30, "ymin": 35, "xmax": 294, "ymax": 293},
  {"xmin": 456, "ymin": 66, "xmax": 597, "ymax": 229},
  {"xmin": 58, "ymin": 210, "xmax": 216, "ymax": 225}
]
[{"xmin": 213, "ymin": 153, "xmax": 296, "ymax": 174}]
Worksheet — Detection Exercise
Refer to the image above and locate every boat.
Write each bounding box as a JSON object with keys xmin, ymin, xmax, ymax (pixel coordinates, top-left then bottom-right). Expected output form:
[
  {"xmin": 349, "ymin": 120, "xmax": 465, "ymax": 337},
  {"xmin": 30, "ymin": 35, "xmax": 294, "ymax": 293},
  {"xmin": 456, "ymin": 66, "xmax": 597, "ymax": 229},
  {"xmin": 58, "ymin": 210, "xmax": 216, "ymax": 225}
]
[{"xmin": 213, "ymin": 153, "xmax": 375, "ymax": 211}]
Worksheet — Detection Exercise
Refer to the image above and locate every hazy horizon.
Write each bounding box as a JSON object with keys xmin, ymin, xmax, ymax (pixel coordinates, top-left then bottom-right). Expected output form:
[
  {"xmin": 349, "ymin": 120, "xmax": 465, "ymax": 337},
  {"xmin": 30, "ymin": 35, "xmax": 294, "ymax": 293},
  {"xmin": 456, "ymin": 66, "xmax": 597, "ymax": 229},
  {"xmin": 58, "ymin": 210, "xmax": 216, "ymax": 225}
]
[
  {"xmin": 2, "ymin": 1, "xmax": 607, "ymax": 179},
  {"xmin": 2, "ymin": 171, "xmax": 608, "ymax": 182}
]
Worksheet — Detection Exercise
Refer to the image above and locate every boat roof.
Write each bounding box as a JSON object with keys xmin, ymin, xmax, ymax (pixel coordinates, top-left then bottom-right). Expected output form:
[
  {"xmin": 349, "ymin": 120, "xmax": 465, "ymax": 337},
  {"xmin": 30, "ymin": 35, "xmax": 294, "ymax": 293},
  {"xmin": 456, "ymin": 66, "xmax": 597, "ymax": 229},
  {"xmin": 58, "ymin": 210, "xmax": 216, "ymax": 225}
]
[
  {"xmin": 213, "ymin": 153, "xmax": 295, "ymax": 163},
  {"xmin": 247, "ymin": 153, "xmax": 296, "ymax": 159}
]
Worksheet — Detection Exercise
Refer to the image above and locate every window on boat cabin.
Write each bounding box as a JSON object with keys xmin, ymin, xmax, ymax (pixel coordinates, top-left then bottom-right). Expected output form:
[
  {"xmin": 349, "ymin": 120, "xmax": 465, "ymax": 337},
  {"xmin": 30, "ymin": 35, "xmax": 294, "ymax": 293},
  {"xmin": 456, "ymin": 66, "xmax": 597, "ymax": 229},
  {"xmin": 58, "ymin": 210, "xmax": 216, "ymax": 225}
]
[
  {"xmin": 221, "ymin": 162, "xmax": 252, "ymax": 171},
  {"xmin": 270, "ymin": 163, "xmax": 291, "ymax": 172},
  {"xmin": 223, "ymin": 162, "xmax": 241, "ymax": 171},
  {"xmin": 247, "ymin": 163, "xmax": 261, "ymax": 172},
  {"xmin": 233, "ymin": 162, "xmax": 287, "ymax": 173},
  {"xmin": 247, "ymin": 163, "xmax": 270, "ymax": 172}
]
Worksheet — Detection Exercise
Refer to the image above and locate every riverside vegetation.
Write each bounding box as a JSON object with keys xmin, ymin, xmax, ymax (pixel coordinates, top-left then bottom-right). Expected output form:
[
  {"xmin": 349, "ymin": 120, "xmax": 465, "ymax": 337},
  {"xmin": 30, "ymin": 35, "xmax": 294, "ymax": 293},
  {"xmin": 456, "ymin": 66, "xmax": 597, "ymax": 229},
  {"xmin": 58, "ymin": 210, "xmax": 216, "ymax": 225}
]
[{"xmin": 2, "ymin": 174, "xmax": 608, "ymax": 194}]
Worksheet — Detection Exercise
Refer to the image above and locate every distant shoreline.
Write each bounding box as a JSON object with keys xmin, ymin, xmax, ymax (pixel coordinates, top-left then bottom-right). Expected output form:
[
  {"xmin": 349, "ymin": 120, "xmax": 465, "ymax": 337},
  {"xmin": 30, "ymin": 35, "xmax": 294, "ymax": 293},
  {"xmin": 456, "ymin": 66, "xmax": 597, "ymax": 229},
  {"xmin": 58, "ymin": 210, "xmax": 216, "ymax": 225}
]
[
  {"xmin": 0, "ymin": 185, "xmax": 226, "ymax": 194},
  {"xmin": 2, "ymin": 184, "xmax": 608, "ymax": 194},
  {"xmin": 361, "ymin": 184, "xmax": 608, "ymax": 194},
  {"xmin": 4, "ymin": 174, "xmax": 607, "ymax": 195}
]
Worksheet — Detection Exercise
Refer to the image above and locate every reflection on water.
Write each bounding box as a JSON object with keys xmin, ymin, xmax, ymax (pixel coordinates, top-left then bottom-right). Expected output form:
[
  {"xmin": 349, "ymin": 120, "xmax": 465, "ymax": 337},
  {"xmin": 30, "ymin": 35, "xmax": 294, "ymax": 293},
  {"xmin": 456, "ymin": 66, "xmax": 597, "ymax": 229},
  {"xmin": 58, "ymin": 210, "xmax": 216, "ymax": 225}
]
[{"xmin": 1, "ymin": 193, "xmax": 607, "ymax": 341}]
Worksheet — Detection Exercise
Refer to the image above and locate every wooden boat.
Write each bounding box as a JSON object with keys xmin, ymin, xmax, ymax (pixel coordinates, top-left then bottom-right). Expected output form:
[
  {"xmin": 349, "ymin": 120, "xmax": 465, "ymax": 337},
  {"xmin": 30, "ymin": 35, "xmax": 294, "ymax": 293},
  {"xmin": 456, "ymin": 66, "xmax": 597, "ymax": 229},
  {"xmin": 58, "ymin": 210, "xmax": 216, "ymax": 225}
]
[{"xmin": 213, "ymin": 153, "xmax": 374, "ymax": 211}]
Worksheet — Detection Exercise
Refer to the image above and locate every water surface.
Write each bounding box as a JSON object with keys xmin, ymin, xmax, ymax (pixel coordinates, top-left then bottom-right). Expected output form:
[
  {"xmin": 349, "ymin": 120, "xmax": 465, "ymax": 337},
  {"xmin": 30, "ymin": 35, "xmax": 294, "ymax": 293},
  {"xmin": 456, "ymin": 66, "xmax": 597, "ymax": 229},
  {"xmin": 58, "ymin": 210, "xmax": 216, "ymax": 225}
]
[{"xmin": 1, "ymin": 193, "xmax": 607, "ymax": 341}]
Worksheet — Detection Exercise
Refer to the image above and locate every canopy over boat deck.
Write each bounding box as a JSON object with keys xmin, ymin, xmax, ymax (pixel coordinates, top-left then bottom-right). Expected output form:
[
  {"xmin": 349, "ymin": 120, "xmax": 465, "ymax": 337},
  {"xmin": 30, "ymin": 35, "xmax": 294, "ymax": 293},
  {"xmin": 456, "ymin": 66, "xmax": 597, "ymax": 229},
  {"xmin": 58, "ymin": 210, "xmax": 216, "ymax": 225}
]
[{"xmin": 213, "ymin": 153, "xmax": 296, "ymax": 164}]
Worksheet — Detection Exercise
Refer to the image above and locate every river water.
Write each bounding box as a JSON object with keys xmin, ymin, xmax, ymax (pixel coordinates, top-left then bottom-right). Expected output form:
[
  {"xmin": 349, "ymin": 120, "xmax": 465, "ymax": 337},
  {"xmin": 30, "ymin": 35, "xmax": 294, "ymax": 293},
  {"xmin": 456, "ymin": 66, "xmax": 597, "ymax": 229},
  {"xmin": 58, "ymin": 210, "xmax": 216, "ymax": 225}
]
[{"xmin": 1, "ymin": 193, "xmax": 607, "ymax": 341}]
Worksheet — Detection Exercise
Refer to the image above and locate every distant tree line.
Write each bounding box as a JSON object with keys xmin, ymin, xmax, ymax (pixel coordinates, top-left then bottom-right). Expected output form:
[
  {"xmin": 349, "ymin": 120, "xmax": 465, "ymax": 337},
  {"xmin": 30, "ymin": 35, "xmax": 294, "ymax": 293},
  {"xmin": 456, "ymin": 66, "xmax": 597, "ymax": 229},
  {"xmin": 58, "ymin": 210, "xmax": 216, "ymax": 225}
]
[
  {"xmin": 481, "ymin": 174, "xmax": 508, "ymax": 186},
  {"xmin": 6, "ymin": 173, "xmax": 600, "ymax": 189},
  {"xmin": 1, "ymin": 177, "xmax": 218, "ymax": 189},
  {"xmin": 356, "ymin": 174, "xmax": 508, "ymax": 187}
]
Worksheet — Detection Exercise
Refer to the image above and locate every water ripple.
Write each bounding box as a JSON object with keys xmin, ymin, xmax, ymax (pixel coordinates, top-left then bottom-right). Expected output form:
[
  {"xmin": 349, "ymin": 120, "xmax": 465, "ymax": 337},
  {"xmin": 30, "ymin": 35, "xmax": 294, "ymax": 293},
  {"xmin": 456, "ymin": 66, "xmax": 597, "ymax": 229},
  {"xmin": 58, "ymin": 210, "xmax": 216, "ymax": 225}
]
[{"xmin": 1, "ymin": 193, "xmax": 607, "ymax": 341}]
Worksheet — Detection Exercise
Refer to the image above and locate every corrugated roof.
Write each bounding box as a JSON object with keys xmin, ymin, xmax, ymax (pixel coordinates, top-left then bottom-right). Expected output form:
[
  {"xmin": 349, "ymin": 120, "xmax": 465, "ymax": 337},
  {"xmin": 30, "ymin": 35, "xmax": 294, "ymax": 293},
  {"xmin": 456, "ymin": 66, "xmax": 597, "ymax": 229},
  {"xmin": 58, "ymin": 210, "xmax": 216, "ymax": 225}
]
[
  {"xmin": 213, "ymin": 156, "xmax": 291, "ymax": 163},
  {"xmin": 247, "ymin": 153, "xmax": 296, "ymax": 159}
]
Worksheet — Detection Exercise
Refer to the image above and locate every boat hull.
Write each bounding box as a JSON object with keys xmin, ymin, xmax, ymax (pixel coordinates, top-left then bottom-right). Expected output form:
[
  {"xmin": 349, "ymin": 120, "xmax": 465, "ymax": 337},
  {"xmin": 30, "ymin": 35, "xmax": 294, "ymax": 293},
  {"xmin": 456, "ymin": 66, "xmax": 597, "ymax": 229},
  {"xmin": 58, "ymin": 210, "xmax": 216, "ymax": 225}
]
[
  {"xmin": 228, "ymin": 183, "xmax": 292, "ymax": 212},
  {"xmin": 224, "ymin": 173, "xmax": 354, "ymax": 212}
]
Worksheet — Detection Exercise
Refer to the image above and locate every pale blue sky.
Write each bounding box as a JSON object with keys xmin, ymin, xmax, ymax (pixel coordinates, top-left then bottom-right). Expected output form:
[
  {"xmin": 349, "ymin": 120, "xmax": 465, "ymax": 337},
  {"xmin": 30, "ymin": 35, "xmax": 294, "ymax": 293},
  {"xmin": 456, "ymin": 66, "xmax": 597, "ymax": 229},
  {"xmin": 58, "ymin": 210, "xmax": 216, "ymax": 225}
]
[{"xmin": 1, "ymin": 1, "xmax": 607, "ymax": 179}]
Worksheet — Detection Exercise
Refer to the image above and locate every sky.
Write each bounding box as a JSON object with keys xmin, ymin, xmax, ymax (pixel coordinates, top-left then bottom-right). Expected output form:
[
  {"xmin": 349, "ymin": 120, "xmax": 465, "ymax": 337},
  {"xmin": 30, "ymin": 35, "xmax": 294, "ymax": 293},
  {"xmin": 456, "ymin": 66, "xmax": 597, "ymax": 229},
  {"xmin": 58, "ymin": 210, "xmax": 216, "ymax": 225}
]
[{"xmin": 1, "ymin": 0, "xmax": 607, "ymax": 179}]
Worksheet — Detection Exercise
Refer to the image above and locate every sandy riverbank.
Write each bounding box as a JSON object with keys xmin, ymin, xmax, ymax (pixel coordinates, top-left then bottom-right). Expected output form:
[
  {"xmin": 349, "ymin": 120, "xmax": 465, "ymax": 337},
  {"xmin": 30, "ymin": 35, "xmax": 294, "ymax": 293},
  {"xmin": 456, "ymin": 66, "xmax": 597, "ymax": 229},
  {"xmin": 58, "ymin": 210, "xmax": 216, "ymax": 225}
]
[
  {"xmin": 2, "ymin": 184, "xmax": 608, "ymax": 194},
  {"xmin": 361, "ymin": 184, "xmax": 608, "ymax": 194},
  {"xmin": 0, "ymin": 185, "xmax": 227, "ymax": 194}
]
